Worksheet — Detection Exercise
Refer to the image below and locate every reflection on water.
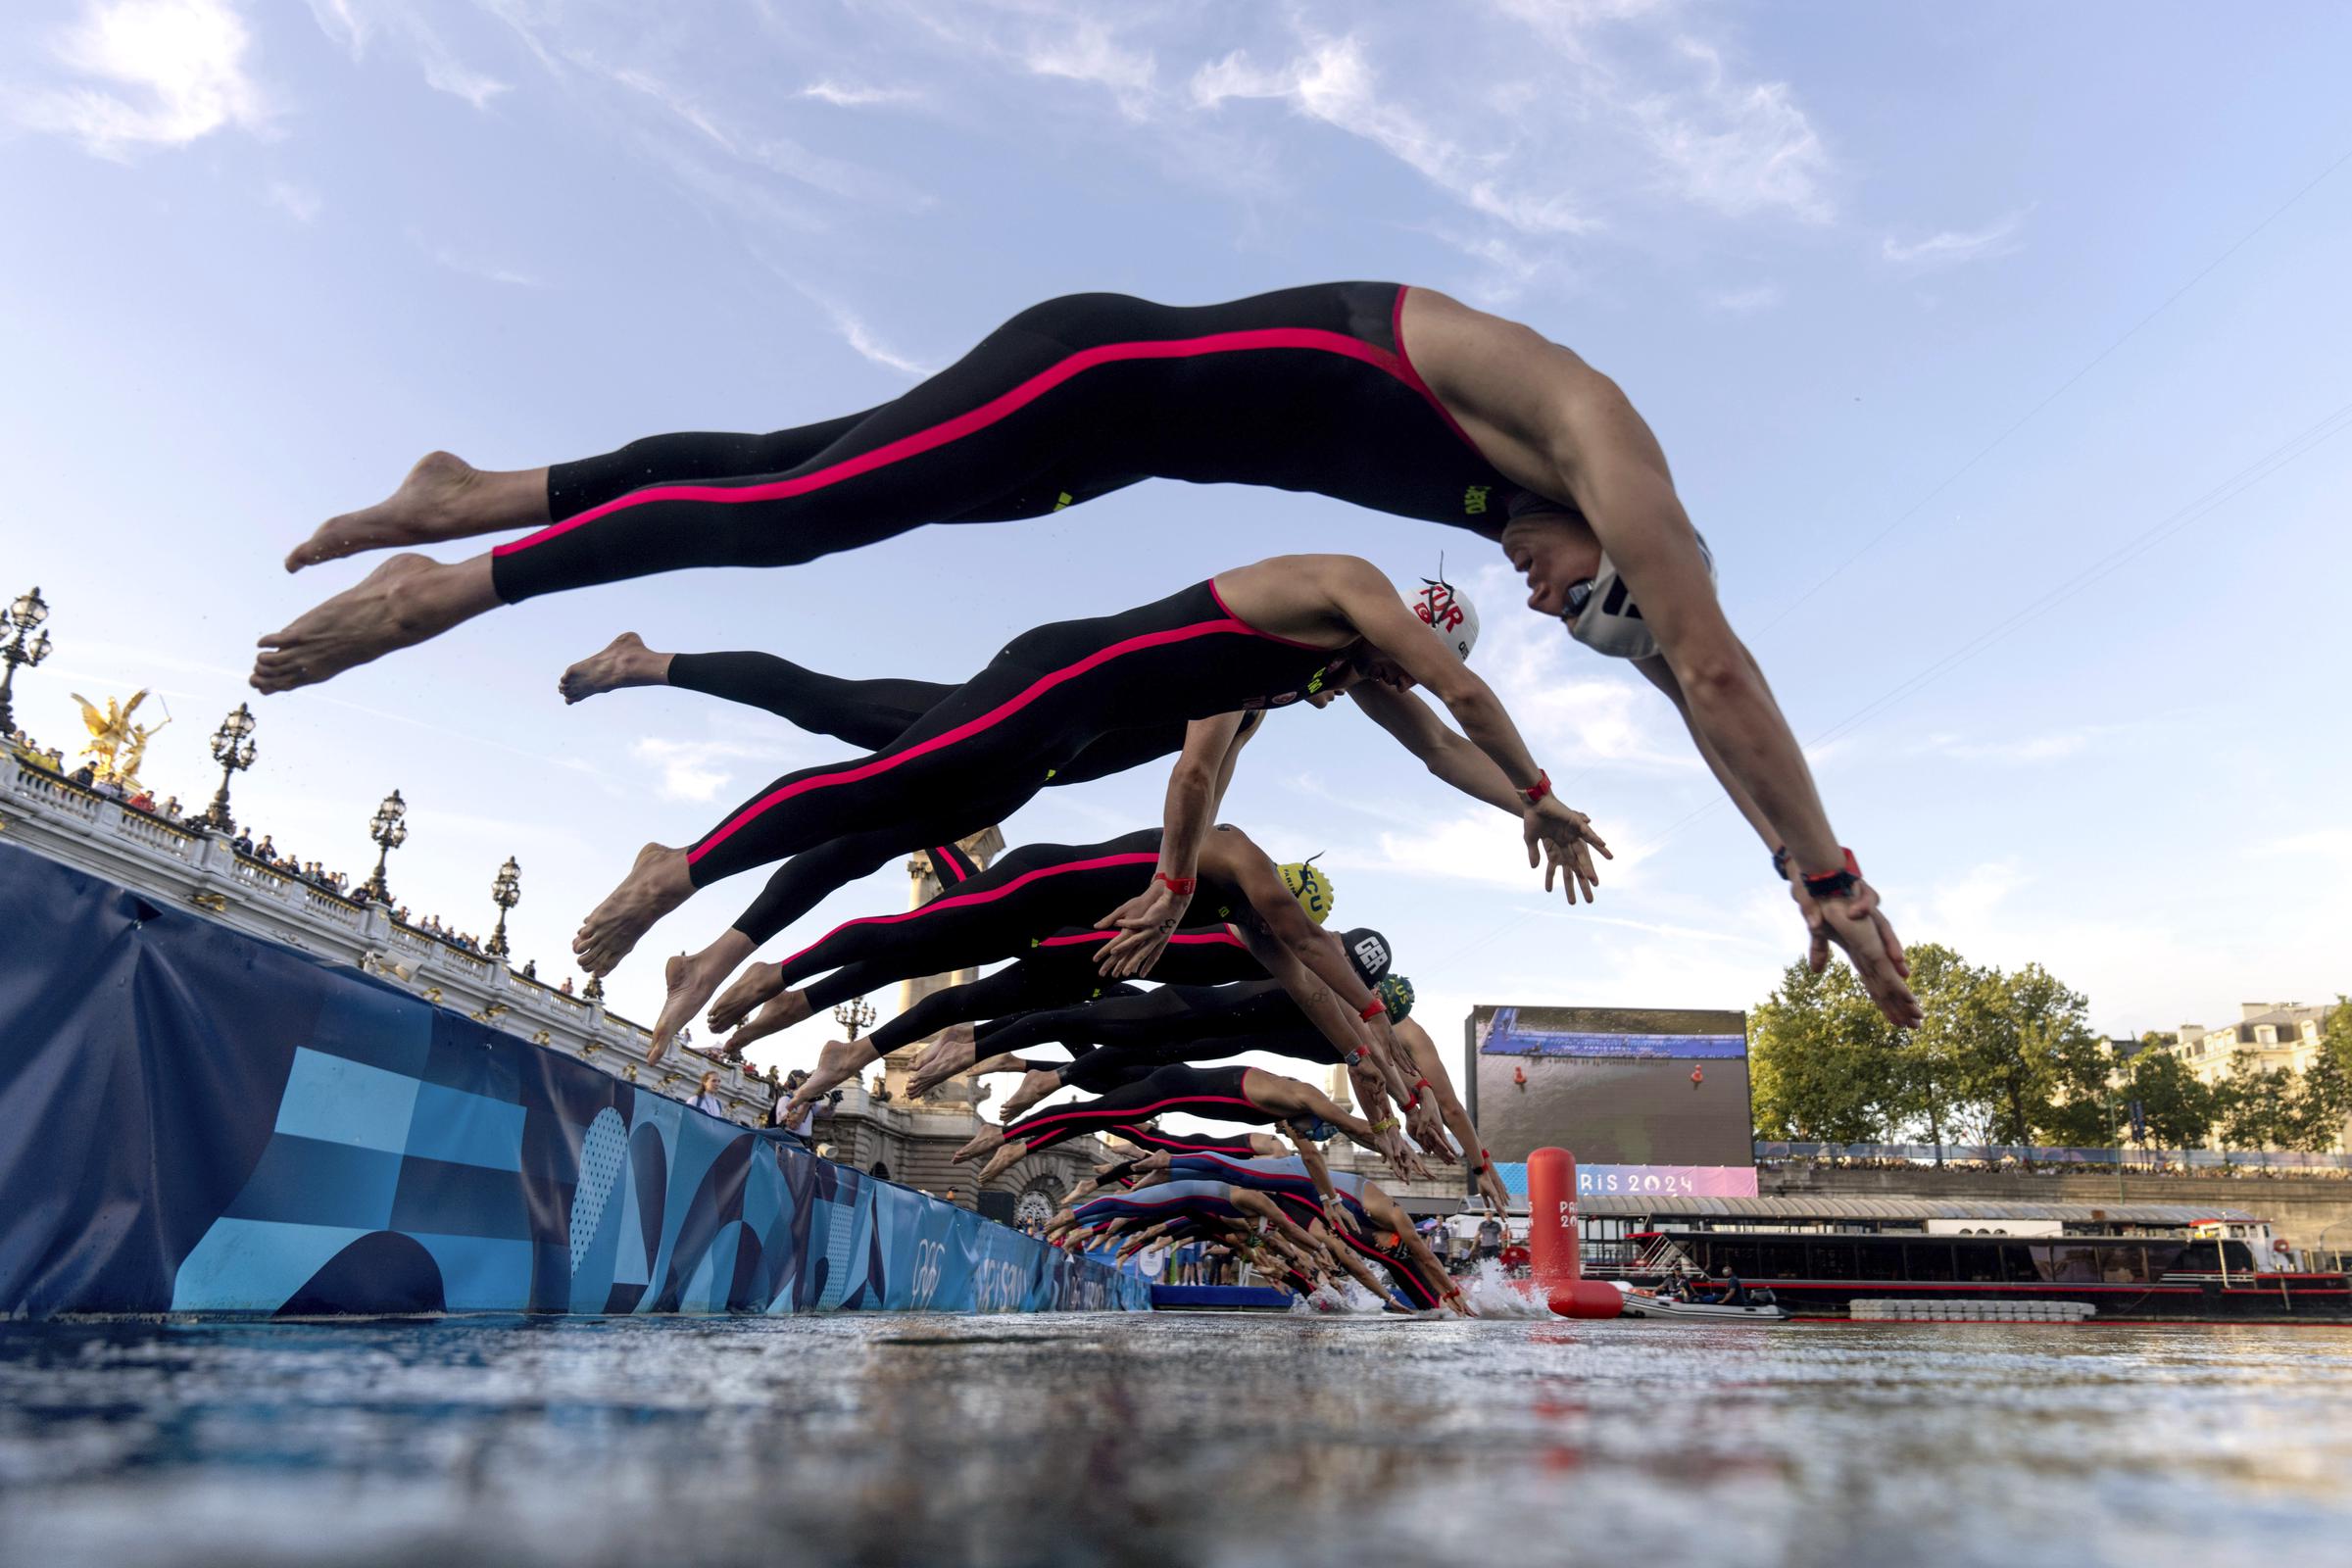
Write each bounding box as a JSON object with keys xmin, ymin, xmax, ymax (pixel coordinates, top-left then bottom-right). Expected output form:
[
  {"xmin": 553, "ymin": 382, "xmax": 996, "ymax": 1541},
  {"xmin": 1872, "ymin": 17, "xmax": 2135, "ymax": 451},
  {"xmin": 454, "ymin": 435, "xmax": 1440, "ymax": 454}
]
[{"xmin": 2, "ymin": 1315, "xmax": 2348, "ymax": 1566}]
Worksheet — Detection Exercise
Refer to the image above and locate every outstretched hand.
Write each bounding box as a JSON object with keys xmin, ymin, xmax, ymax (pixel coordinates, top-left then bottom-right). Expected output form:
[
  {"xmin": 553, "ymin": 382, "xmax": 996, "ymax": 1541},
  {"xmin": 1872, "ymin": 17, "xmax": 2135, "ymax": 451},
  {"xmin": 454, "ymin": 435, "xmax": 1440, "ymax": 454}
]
[
  {"xmin": 1793, "ymin": 877, "xmax": 1922, "ymax": 1027},
  {"xmin": 1524, "ymin": 798, "xmax": 1611, "ymax": 904},
  {"xmin": 1092, "ymin": 881, "xmax": 1192, "ymax": 978},
  {"xmin": 1405, "ymin": 1099, "xmax": 1455, "ymax": 1163}
]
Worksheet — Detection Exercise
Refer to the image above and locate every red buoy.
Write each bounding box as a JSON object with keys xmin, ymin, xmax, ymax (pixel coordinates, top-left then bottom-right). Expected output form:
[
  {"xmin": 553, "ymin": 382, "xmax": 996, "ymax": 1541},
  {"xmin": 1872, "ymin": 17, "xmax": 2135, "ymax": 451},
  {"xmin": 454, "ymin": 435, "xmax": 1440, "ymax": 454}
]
[{"xmin": 1526, "ymin": 1147, "xmax": 1622, "ymax": 1319}]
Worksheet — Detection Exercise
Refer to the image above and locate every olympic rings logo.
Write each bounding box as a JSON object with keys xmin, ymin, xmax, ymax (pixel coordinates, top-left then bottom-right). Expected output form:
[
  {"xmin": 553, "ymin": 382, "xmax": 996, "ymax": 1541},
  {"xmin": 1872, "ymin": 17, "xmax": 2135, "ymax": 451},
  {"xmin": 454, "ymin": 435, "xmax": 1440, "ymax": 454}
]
[{"xmin": 910, "ymin": 1239, "xmax": 946, "ymax": 1306}]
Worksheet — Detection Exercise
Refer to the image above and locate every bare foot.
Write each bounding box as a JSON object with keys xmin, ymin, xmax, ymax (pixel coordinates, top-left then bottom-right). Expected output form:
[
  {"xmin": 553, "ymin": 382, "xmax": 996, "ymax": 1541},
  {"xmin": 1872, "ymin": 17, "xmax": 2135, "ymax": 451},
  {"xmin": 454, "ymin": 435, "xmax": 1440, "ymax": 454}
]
[
  {"xmin": 905, "ymin": 1031, "xmax": 985, "ymax": 1098},
  {"xmin": 574, "ymin": 843, "xmax": 694, "ymax": 976},
  {"xmin": 560, "ymin": 632, "xmax": 670, "ymax": 706},
  {"xmin": 907, "ymin": 1023, "xmax": 976, "ymax": 1082},
  {"xmin": 287, "ymin": 452, "xmax": 531, "ymax": 572},
  {"xmin": 999, "ymin": 1068, "xmax": 1062, "ymax": 1124},
  {"xmin": 251, "ymin": 554, "xmax": 499, "ymax": 694},
  {"xmin": 645, "ymin": 950, "xmax": 739, "ymax": 1063},
  {"xmin": 775, "ymin": 1037, "xmax": 872, "ymax": 1122},
  {"xmin": 976, "ymin": 1142, "xmax": 1027, "ymax": 1186},
  {"xmin": 952, "ymin": 1125, "xmax": 1007, "ymax": 1166},
  {"xmin": 710, "ymin": 963, "xmax": 792, "ymax": 1034}
]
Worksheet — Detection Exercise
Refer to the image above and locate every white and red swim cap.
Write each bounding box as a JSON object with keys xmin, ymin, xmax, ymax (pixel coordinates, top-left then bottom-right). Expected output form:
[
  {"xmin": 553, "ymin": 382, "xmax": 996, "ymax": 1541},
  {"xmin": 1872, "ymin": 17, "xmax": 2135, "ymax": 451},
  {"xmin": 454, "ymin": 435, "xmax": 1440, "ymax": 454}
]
[{"xmin": 1407, "ymin": 576, "xmax": 1479, "ymax": 661}]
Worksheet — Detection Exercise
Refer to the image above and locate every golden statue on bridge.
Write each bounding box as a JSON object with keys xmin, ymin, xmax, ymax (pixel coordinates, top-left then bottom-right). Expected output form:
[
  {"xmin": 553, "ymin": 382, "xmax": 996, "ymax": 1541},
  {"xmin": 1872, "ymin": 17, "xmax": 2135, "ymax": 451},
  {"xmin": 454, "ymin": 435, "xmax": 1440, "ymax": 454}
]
[{"xmin": 73, "ymin": 689, "xmax": 170, "ymax": 789}]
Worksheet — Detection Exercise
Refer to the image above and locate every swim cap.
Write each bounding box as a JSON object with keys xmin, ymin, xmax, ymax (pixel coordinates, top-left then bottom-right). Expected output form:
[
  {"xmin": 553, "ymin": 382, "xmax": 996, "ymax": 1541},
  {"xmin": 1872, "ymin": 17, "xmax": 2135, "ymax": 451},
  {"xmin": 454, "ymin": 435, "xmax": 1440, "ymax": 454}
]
[
  {"xmin": 1565, "ymin": 531, "xmax": 1715, "ymax": 662},
  {"xmin": 1281, "ymin": 859, "xmax": 1335, "ymax": 926},
  {"xmin": 1288, "ymin": 1115, "xmax": 1339, "ymax": 1144},
  {"xmin": 1408, "ymin": 577, "xmax": 1479, "ymax": 661},
  {"xmin": 1375, "ymin": 973, "xmax": 1415, "ymax": 1024},
  {"xmin": 1341, "ymin": 927, "xmax": 1393, "ymax": 985}
]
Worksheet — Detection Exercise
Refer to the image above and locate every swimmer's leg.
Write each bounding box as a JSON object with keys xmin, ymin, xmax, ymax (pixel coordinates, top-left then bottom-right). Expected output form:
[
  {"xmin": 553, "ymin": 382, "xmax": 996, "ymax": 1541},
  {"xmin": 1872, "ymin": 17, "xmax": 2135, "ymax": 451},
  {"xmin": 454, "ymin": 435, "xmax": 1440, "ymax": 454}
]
[
  {"xmin": 287, "ymin": 415, "xmax": 870, "ymax": 573},
  {"xmin": 252, "ymin": 553, "xmax": 501, "ymax": 695}
]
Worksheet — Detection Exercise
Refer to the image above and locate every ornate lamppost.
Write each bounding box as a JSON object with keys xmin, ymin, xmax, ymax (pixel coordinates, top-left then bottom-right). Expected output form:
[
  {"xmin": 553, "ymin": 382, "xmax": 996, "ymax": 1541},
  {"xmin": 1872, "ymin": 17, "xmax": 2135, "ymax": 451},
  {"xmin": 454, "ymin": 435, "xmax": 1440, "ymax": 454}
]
[
  {"xmin": 487, "ymin": 856, "xmax": 521, "ymax": 957},
  {"xmin": 204, "ymin": 703, "xmax": 258, "ymax": 832},
  {"xmin": 0, "ymin": 586, "xmax": 55, "ymax": 739},
  {"xmin": 833, "ymin": 997, "xmax": 876, "ymax": 1042},
  {"xmin": 362, "ymin": 789, "xmax": 408, "ymax": 903}
]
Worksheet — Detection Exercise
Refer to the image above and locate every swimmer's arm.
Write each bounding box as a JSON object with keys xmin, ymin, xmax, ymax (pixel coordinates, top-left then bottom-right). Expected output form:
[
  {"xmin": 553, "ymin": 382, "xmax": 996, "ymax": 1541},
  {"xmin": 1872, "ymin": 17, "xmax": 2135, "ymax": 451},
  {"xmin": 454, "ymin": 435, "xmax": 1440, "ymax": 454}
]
[
  {"xmin": 1096, "ymin": 713, "xmax": 1249, "ymax": 975},
  {"xmin": 1349, "ymin": 683, "xmax": 1524, "ymax": 814},
  {"xmin": 1550, "ymin": 399, "xmax": 1918, "ymax": 1023},
  {"xmin": 1282, "ymin": 1121, "xmax": 1358, "ymax": 1236},
  {"xmin": 1631, "ymin": 654, "xmax": 1777, "ymax": 850},
  {"xmin": 1394, "ymin": 1017, "xmax": 1474, "ymax": 1159},
  {"xmin": 1230, "ymin": 912, "xmax": 1409, "ymax": 1115},
  {"xmin": 1154, "ymin": 711, "xmax": 1249, "ymax": 883},
  {"xmin": 1543, "ymin": 390, "xmax": 1836, "ymax": 871},
  {"xmin": 1322, "ymin": 558, "xmax": 1544, "ymax": 790}
]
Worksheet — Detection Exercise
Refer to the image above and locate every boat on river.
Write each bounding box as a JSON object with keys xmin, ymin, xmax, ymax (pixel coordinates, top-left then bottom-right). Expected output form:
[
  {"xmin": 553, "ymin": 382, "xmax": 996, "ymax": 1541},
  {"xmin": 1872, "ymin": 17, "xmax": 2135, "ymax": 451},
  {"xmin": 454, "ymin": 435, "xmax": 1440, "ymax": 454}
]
[{"xmin": 1620, "ymin": 1222, "xmax": 2349, "ymax": 1322}]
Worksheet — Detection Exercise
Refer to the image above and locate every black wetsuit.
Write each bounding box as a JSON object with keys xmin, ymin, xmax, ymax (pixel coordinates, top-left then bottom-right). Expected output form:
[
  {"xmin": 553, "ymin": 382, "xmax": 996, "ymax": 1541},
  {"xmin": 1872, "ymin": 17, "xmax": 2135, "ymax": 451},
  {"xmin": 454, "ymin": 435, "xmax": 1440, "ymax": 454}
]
[
  {"xmin": 1110, "ymin": 1126, "xmax": 1265, "ymax": 1162},
  {"xmin": 660, "ymin": 648, "xmax": 1270, "ymax": 949},
  {"xmin": 782, "ymin": 830, "xmax": 1262, "ymax": 1013},
  {"xmin": 493, "ymin": 282, "xmax": 1551, "ymax": 604},
  {"xmin": 856, "ymin": 925, "xmax": 1264, "ymax": 1059},
  {"xmin": 1069, "ymin": 1180, "xmax": 1255, "ymax": 1233},
  {"xmin": 668, "ymin": 649, "xmax": 1262, "ymax": 789},
  {"xmin": 687, "ymin": 581, "xmax": 1331, "ymax": 944},
  {"xmin": 987, "ymin": 980, "xmax": 1348, "ymax": 1095},
  {"xmin": 1263, "ymin": 1188, "xmax": 1443, "ymax": 1311},
  {"xmin": 1002, "ymin": 1063, "xmax": 1273, "ymax": 1155}
]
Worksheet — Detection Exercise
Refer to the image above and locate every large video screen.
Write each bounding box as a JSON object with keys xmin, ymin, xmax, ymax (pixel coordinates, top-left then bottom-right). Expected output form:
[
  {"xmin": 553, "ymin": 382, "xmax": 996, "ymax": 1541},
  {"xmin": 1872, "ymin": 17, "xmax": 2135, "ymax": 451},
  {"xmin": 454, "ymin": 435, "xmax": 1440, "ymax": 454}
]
[{"xmin": 1469, "ymin": 1004, "xmax": 1756, "ymax": 1196}]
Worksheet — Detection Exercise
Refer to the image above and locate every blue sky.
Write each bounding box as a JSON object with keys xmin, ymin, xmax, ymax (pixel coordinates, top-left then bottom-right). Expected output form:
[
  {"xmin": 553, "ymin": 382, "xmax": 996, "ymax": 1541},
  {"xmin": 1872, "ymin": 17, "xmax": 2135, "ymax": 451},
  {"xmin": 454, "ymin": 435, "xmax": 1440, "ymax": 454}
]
[{"xmin": 4, "ymin": 0, "xmax": 2348, "ymax": 1083}]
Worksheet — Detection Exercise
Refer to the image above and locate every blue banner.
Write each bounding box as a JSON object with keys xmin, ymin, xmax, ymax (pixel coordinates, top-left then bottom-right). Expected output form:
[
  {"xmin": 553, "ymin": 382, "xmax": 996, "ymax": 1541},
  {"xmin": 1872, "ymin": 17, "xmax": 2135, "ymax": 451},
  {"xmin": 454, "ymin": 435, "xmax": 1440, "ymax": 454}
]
[
  {"xmin": 1481, "ymin": 1008, "xmax": 1748, "ymax": 1059},
  {"xmin": 0, "ymin": 841, "xmax": 1146, "ymax": 1318}
]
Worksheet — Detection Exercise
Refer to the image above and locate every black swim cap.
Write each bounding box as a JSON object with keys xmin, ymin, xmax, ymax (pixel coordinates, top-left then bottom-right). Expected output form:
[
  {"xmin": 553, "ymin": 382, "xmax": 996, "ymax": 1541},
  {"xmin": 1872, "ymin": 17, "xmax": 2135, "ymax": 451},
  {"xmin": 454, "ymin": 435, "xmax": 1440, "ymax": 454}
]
[{"xmin": 1342, "ymin": 927, "xmax": 1393, "ymax": 984}]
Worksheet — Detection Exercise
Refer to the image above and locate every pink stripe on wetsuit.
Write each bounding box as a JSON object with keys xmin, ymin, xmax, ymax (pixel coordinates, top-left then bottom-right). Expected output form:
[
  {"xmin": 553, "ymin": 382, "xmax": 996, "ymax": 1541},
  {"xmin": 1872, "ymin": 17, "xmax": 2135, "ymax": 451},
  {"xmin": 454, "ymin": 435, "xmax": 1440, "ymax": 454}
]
[{"xmin": 499, "ymin": 282, "xmax": 1535, "ymax": 605}]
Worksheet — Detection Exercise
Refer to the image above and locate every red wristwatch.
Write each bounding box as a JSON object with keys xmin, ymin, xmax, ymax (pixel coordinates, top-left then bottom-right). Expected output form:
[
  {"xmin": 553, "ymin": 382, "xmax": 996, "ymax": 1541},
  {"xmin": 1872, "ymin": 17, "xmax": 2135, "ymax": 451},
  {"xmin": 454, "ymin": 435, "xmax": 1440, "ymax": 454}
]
[
  {"xmin": 1358, "ymin": 997, "xmax": 1387, "ymax": 1021},
  {"xmin": 1153, "ymin": 872, "xmax": 1196, "ymax": 896},
  {"xmin": 1523, "ymin": 770, "xmax": 1552, "ymax": 806}
]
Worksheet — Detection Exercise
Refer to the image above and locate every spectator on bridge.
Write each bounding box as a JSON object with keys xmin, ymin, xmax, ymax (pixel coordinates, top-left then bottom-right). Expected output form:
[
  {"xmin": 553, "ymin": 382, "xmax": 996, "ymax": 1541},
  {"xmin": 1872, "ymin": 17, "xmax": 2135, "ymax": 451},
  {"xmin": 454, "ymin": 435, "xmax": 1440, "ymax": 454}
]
[
  {"xmin": 692, "ymin": 1070, "xmax": 724, "ymax": 1117},
  {"xmin": 772, "ymin": 1072, "xmax": 817, "ymax": 1140},
  {"xmin": 1474, "ymin": 1213, "xmax": 1505, "ymax": 1262}
]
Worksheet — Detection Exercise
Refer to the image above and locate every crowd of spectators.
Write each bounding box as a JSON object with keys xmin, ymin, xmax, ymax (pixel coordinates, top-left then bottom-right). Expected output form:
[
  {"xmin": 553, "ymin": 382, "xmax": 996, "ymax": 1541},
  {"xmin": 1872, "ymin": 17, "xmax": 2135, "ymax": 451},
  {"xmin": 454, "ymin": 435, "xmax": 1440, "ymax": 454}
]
[
  {"xmin": 9, "ymin": 726, "xmax": 535, "ymax": 976},
  {"xmin": 1758, "ymin": 1151, "xmax": 2350, "ymax": 1180}
]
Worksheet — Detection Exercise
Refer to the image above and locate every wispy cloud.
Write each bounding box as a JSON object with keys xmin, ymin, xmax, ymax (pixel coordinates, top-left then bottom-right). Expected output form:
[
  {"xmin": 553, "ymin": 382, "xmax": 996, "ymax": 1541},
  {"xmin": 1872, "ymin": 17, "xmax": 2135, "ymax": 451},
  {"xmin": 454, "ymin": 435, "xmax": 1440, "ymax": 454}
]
[
  {"xmin": 1193, "ymin": 36, "xmax": 1599, "ymax": 236},
  {"xmin": 790, "ymin": 286, "xmax": 936, "ymax": 377},
  {"xmin": 627, "ymin": 737, "xmax": 789, "ymax": 805},
  {"xmin": 303, "ymin": 0, "xmax": 510, "ymax": 109},
  {"xmin": 1707, "ymin": 282, "xmax": 1782, "ymax": 313},
  {"xmin": 800, "ymin": 80, "xmax": 924, "ymax": 109},
  {"xmin": 1023, "ymin": 19, "xmax": 1157, "ymax": 120},
  {"xmin": 2255, "ymin": 827, "xmax": 2352, "ymax": 866},
  {"xmin": 266, "ymin": 179, "xmax": 322, "ymax": 223},
  {"xmin": 1635, "ymin": 37, "xmax": 1832, "ymax": 222},
  {"xmin": 1883, "ymin": 210, "xmax": 2028, "ymax": 268},
  {"xmin": 587, "ymin": 61, "xmax": 930, "ymax": 210},
  {"xmin": 413, "ymin": 232, "xmax": 542, "ymax": 288},
  {"xmin": 1908, "ymin": 726, "xmax": 2108, "ymax": 764},
  {"xmin": 421, "ymin": 54, "xmax": 510, "ymax": 111},
  {"xmin": 14, "ymin": 0, "xmax": 270, "ymax": 159}
]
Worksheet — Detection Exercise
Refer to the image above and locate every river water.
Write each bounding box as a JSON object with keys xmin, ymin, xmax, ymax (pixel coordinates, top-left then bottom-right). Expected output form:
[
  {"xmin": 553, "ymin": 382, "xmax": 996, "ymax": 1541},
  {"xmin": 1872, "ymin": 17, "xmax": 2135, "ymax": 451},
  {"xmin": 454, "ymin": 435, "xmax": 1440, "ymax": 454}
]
[{"xmin": 2, "ymin": 1313, "xmax": 2347, "ymax": 1567}]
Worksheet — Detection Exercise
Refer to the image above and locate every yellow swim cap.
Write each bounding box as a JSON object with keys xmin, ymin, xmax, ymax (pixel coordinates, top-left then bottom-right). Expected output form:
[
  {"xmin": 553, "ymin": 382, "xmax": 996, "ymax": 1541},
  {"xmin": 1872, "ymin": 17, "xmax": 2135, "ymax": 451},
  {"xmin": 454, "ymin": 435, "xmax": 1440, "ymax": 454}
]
[{"xmin": 1280, "ymin": 859, "xmax": 1335, "ymax": 925}]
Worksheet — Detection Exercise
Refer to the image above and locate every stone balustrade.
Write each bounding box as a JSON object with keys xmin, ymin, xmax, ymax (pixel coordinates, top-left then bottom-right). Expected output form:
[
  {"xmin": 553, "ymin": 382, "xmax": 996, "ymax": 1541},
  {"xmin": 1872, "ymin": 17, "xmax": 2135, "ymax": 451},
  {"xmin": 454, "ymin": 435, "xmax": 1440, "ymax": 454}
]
[{"xmin": 0, "ymin": 749, "xmax": 775, "ymax": 1123}]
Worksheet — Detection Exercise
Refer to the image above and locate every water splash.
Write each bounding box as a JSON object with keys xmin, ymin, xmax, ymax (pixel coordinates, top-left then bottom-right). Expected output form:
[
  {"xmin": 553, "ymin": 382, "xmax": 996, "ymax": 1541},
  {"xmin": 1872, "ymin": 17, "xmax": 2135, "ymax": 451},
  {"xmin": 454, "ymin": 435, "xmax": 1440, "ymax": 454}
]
[{"xmin": 1455, "ymin": 1258, "xmax": 1555, "ymax": 1320}]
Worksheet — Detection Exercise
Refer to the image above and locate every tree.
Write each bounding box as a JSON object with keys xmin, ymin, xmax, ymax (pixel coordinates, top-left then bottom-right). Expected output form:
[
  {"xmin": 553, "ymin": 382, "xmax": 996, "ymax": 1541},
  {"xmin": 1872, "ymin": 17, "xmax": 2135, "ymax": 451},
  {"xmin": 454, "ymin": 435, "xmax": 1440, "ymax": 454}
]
[
  {"xmin": 1749, "ymin": 957, "xmax": 1907, "ymax": 1143},
  {"xmin": 1886, "ymin": 944, "xmax": 1978, "ymax": 1161},
  {"xmin": 2124, "ymin": 1047, "xmax": 2215, "ymax": 1154},
  {"xmin": 2217, "ymin": 1053, "xmax": 2297, "ymax": 1161},
  {"xmin": 1943, "ymin": 962, "xmax": 2106, "ymax": 1151},
  {"xmin": 2289, "ymin": 1047, "xmax": 2350, "ymax": 1154}
]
